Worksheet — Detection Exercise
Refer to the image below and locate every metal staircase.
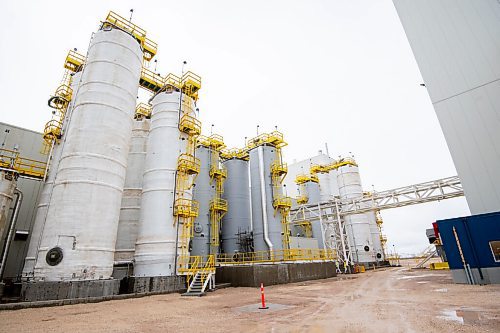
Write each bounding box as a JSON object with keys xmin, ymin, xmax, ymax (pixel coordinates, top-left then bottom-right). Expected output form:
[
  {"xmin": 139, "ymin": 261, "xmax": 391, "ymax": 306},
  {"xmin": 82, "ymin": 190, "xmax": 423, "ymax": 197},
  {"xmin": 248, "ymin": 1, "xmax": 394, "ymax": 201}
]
[{"xmin": 183, "ymin": 271, "xmax": 214, "ymax": 296}]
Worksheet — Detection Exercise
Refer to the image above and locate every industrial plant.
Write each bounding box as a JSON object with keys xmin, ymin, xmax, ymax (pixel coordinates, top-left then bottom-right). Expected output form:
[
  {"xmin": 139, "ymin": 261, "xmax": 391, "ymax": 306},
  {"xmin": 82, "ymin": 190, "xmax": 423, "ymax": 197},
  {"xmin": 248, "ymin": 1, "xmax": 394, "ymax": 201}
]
[{"xmin": 0, "ymin": 4, "xmax": 499, "ymax": 320}]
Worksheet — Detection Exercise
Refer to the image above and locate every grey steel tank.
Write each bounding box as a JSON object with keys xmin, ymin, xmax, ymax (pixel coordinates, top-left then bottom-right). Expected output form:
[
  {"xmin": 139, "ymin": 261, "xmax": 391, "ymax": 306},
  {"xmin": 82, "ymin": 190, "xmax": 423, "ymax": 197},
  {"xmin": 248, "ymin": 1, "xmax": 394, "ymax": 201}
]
[
  {"xmin": 191, "ymin": 145, "xmax": 214, "ymax": 257},
  {"xmin": 304, "ymin": 181, "xmax": 324, "ymax": 248},
  {"xmin": 221, "ymin": 158, "xmax": 251, "ymax": 254},
  {"xmin": 114, "ymin": 117, "xmax": 150, "ymax": 265},
  {"xmin": 249, "ymin": 145, "xmax": 283, "ymax": 253},
  {"xmin": 0, "ymin": 171, "xmax": 17, "ymax": 246}
]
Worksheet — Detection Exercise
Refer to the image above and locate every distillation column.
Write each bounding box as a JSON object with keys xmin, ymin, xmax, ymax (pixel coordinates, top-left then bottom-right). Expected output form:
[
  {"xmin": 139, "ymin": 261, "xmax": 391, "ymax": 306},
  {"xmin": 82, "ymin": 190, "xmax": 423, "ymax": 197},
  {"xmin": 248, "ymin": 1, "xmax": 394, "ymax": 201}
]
[
  {"xmin": 134, "ymin": 90, "xmax": 187, "ymax": 277},
  {"xmin": 114, "ymin": 110, "xmax": 150, "ymax": 273},
  {"xmin": 221, "ymin": 158, "xmax": 252, "ymax": 254},
  {"xmin": 33, "ymin": 27, "xmax": 142, "ymax": 280}
]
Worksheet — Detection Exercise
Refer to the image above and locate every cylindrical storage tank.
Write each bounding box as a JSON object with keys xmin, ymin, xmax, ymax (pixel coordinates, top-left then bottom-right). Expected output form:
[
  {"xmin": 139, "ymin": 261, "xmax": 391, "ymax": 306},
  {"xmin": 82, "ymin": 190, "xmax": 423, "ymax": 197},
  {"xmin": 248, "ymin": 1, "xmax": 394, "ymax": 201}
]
[
  {"xmin": 249, "ymin": 145, "xmax": 283, "ymax": 253},
  {"xmin": 304, "ymin": 181, "xmax": 321, "ymax": 204},
  {"xmin": 114, "ymin": 117, "xmax": 150, "ymax": 265},
  {"xmin": 33, "ymin": 27, "xmax": 142, "ymax": 281},
  {"xmin": 22, "ymin": 72, "xmax": 83, "ymax": 279},
  {"xmin": 134, "ymin": 90, "xmax": 187, "ymax": 277},
  {"xmin": 221, "ymin": 158, "xmax": 251, "ymax": 254},
  {"xmin": 0, "ymin": 172, "xmax": 17, "ymax": 244},
  {"xmin": 317, "ymin": 172, "xmax": 332, "ymax": 202},
  {"xmin": 328, "ymin": 169, "xmax": 340, "ymax": 197},
  {"xmin": 367, "ymin": 211, "xmax": 384, "ymax": 260},
  {"xmin": 191, "ymin": 145, "xmax": 214, "ymax": 257},
  {"xmin": 303, "ymin": 181, "xmax": 323, "ymax": 248},
  {"xmin": 337, "ymin": 164, "xmax": 374, "ymax": 264}
]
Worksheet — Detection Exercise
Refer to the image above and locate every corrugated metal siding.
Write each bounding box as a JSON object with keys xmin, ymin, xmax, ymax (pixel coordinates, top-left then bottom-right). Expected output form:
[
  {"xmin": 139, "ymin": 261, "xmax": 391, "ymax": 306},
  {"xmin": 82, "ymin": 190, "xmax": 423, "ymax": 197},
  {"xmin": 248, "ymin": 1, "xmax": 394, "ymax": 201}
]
[{"xmin": 393, "ymin": 0, "xmax": 500, "ymax": 214}]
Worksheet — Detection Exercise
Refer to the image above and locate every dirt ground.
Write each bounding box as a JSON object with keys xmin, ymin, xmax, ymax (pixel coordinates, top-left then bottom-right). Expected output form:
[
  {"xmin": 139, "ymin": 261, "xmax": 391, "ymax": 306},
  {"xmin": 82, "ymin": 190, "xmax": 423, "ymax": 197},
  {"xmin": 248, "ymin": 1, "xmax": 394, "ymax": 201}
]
[{"xmin": 1, "ymin": 267, "xmax": 499, "ymax": 333}]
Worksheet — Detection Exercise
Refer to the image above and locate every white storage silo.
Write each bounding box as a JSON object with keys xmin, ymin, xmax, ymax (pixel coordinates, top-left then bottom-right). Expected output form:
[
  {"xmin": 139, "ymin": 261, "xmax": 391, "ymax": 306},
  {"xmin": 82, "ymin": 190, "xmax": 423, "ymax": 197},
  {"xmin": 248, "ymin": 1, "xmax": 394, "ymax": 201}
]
[
  {"xmin": 22, "ymin": 72, "xmax": 82, "ymax": 279},
  {"xmin": 134, "ymin": 90, "xmax": 189, "ymax": 277},
  {"xmin": 337, "ymin": 164, "xmax": 374, "ymax": 264},
  {"xmin": 114, "ymin": 116, "xmax": 150, "ymax": 267},
  {"xmin": 33, "ymin": 27, "xmax": 142, "ymax": 281}
]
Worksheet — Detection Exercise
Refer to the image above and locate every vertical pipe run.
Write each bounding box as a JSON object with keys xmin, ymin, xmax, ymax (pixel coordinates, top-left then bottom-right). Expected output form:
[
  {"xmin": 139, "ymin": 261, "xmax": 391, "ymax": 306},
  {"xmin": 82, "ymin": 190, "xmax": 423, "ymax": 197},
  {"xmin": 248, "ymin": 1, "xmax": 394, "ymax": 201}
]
[{"xmin": 258, "ymin": 147, "xmax": 273, "ymax": 253}]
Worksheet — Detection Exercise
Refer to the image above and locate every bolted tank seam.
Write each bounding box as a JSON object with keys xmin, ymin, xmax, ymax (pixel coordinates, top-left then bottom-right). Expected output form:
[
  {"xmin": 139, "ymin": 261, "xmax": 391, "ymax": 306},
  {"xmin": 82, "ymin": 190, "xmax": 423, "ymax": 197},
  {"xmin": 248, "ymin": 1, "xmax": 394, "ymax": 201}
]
[
  {"xmin": 53, "ymin": 180, "xmax": 124, "ymax": 192},
  {"xmin": 59, "ymin": 152, "xmax": 128, "ymax": 168}
]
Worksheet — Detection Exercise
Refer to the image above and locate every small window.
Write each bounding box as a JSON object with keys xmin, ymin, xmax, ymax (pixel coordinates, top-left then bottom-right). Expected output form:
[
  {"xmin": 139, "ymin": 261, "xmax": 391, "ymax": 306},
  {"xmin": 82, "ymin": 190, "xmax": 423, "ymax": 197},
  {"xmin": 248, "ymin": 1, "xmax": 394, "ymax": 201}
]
[{"xmin": 489, "ymin": 241, "xmax": 500, "ymax": 262}]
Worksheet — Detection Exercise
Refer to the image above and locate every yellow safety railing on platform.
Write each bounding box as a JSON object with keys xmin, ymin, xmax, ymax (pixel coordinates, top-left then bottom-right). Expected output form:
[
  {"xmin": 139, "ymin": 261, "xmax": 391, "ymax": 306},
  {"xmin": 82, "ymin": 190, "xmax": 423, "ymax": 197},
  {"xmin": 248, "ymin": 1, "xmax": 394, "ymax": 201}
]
[
  {"xmin": 217, "ymin": 248, "xmax": 336, "ymax": 265},
  {"xmin": 104, "ymin": 11, "xmax": 157, "ymax": 61},
  {"xmin": 178, "ymin": 255, "xmax": 216, "ymax": 287},
  {"xmin": 0, "ymin": 149, "xmax": 47, "ymax": 179}
]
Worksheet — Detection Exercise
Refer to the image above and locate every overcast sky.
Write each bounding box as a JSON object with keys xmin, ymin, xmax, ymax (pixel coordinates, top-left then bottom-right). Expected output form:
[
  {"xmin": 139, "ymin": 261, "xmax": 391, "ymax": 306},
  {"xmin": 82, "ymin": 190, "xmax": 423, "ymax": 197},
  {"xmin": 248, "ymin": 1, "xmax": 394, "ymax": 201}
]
[{"xmin": 0, "ymin": 0, "xmax": 470, "ymax": 255}]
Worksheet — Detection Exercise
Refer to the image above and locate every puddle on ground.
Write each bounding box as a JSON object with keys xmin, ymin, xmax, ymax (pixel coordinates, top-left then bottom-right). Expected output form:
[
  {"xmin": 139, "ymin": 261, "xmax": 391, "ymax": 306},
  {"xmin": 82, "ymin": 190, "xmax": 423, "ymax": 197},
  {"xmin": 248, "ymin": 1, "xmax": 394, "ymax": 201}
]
[
  {"xmin": 438, "ymin": 309, "xmax": 483, "ymax": 325},
  {"xmin": 234, "ymin": 303, "xmax": 293, "ymax": 313},
  {"xmin": 416, "ymin": 281, "xmax": 429, "ymax": 284},
  {"xmin": 434, "ymin": 288, "xmax": 448, "ymax": 293},
  {"xmin": 397, "ymin": 273, "xmax": 445, "ymax": 280}
]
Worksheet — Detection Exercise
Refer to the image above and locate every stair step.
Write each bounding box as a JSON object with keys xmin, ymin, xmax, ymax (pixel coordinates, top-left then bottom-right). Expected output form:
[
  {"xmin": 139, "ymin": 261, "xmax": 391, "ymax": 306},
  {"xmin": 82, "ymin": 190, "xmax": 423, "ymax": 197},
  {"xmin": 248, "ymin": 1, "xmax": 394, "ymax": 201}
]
[{"xmin": 181, "ymin": 292, "xmax": 206, "ymax": 297}]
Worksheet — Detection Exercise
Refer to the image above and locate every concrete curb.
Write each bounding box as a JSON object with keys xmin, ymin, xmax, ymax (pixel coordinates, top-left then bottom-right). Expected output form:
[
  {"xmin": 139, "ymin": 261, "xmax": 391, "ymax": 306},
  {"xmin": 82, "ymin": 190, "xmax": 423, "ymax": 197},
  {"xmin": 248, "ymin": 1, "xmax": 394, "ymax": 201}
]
[{"xmin": 0, "ymin": 288, "xmax": 187, "ymax": 311}]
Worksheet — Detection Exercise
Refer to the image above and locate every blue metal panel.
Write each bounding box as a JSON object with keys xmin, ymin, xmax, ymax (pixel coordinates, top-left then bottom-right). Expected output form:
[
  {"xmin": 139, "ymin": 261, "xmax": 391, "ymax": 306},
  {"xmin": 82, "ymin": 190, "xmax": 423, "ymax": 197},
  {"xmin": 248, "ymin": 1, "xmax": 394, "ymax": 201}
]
[{"xmin": 437, "ymin": 211, "xmax": 500, "ymax": 270}]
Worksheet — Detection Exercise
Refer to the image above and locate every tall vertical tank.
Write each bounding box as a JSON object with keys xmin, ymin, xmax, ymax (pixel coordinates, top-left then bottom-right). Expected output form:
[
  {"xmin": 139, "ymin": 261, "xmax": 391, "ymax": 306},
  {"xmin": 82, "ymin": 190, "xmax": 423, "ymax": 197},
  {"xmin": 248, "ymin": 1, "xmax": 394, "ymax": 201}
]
[
  {"xmin": 191, "ymin": 145, "xmax": 214, "ymax": 257},
  {"xmin": 249, "ymin": 145, "xmax": 283, "ymax": 252},
  {"xmin": 0, "ymin": 172, "xmax": 17, "ymax": 243},
  {"xmin": 114, "ymin": 116, "xmax": 150, "ymax": 266},
  {"xmin": 303, "ymin": 180, "xmax": 324, "ymax": 247},
  {"xmin": 33, "ymin": 27, "xmax": 142, "ymax": 281},
  {"xmin": 22, "ymin": 72, "xmax": 82, "ymax": 279},
  {"xmin": 367, "ymin": 211, "xmax": 384, "ymax": 260},
  {"xmin": 317, "ymin": 173, "xmax": 332, "ymax": 202},
  {"xmin": 221, "ymin": 158, "xmax": 251, "ymax": 254},
  {"xmin": 134, "ymin": 90, "xmax": 188, "ymax": 277},
  {"xmin": 337, "ymin": 164, "xmax": 374, "ymax": 263}
]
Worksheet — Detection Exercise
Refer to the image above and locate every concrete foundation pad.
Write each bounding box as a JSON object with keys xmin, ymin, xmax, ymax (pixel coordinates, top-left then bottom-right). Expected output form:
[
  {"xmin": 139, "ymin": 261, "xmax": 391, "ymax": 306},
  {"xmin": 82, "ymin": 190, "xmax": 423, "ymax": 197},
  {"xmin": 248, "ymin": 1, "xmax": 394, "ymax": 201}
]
[
  {"xmin": 235, "ymin": 303, "xmax": 293, "ymax": 313},
  {"xmin": 21, "ymin": 279, "xmax": 120, "ymax": 302},
  {"xmin": 126, "ymin": 275, "xmax": 186, "ymax": 294},
  {"xmin": 216, "ymin": 261, "xmax": 337, "ymax": 287}
]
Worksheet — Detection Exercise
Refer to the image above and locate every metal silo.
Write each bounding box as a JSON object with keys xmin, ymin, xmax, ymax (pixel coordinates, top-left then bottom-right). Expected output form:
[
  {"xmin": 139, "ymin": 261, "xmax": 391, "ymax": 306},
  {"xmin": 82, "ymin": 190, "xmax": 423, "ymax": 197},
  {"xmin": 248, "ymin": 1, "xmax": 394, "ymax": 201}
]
[
  {"xmin": 114, "ymin": 115, "xmax": 150, "ymax": 268},
  {"xmin": 249, "ymin": 145, "xmax": 283, "ymax": 253},
  {"xmin": 134, "ymin": 90, "xmax": 187, "ymax": 277},
  {"xmin": 303, "ymin": 181, "xmax": 324, "ymax": 247},
  {"xmin": 191, "ymin": 145, "xmax": 214, "ymax": 257},
  {"xmin": 337, "ymin": 164, "xmax": 374, "ymax": 264},
  {"xmin": 367, "ymin": 211, "xmax": 384, "ymax": 260},
  {"xmin": 33, "ymin": 27, "xmax": 142, "ymax": 281},
  {"xmin": 221, "ymin": 158, "xmax": 251, "ymax": 254},
  {"xmin": 0, "ymin": 172, "xmax": 17, "ymax": 244},
  {"xmin": 22, "ymin": 72, "xmax": 82, "ymax": 279}
]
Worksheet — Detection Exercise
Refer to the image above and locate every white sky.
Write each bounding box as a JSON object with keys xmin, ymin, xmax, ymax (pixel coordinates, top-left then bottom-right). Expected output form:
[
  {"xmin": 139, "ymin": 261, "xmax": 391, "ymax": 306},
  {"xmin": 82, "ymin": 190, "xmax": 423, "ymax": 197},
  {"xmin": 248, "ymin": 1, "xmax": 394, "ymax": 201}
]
[{"xmin": 0, "ymin": 0, "xmax": 470, "ymax": 255}]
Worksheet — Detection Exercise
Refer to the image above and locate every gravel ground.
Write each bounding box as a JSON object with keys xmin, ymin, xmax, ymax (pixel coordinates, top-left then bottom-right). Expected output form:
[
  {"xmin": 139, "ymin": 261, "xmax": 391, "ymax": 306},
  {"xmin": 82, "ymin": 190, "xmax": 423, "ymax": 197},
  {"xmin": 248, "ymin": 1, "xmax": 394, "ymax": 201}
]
[{"xmin": 1, "ymin": 267, "xmax": 499, "ymax": 332}]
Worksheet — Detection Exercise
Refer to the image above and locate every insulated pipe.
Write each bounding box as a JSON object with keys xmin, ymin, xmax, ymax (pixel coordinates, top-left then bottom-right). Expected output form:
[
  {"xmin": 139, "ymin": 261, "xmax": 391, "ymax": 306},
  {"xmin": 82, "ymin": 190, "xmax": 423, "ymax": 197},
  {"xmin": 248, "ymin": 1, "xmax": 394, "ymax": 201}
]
[
  {"xmin": 0, "ymin": 189, "xmax": 22, "ymax": 280},
  {"xmin": 258, "ymin": 147, "xmax": 273, "ymax": 252}
]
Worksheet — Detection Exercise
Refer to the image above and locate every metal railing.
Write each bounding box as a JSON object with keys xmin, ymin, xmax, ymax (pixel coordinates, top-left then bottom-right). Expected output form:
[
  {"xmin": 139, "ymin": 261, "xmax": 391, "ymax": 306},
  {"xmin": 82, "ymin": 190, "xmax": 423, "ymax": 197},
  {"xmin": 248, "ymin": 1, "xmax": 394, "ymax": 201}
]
[
  {"xmin": 173, "ymin": 198, "xmax": 199, "ymax": 218},
  {"xmin": 217, "ymin": 248, "xmax": 336, "ymax": 265},
  {"xmin": 0, "ymin": 149, "xmax": 47, "ymax": 179}
]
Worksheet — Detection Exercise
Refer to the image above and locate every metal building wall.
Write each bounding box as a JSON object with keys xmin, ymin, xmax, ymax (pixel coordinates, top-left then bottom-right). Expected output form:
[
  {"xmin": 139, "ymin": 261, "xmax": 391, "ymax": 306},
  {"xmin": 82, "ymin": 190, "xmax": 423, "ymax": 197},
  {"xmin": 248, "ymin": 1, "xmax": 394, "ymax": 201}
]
[
  {"xmin": 0, "ymin": 123, "xmax": 45, "ymax": 280},
  {"xmin": 393, "ymin": 0, "xmax": 500, "ymax": 215}
]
